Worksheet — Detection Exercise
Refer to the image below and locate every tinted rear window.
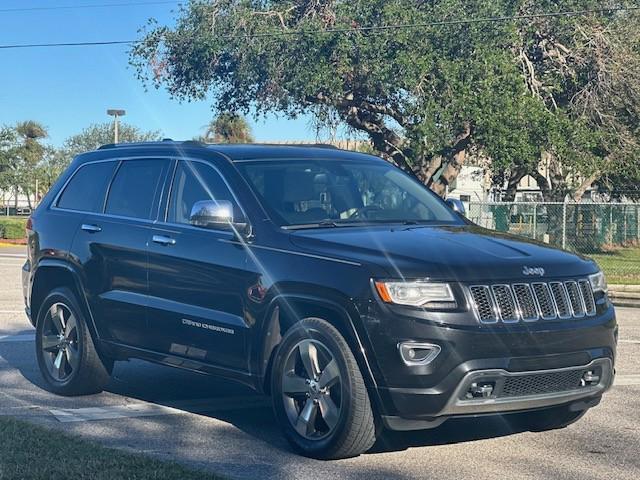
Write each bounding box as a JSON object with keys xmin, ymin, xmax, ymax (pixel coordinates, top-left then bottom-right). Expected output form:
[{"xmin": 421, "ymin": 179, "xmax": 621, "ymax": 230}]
[
  {"xmin": 105, "ymin": 159, "xmax": 170, "ymax": 219},
  {"xmin": 57, "ymin": 161, "xmax": 118, "ymax": 213}
]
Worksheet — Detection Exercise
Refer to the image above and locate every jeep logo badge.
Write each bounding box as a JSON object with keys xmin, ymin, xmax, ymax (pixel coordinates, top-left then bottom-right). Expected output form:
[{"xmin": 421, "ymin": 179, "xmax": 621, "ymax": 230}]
[{"xmin": 523, "ymin": 266, "xmax": 545, "ymax": 276}]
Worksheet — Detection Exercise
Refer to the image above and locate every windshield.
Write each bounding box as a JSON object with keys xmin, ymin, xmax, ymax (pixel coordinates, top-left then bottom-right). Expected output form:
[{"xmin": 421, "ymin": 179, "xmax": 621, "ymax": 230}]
[{"xmin": 236, "ymin": 159, "xmax": 461, "ymax": 227}]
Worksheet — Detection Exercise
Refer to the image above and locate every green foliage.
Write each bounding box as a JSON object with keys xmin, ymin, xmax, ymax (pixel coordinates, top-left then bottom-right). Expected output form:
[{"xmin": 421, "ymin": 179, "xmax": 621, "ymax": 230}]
[
  {"xmin": 197, "ymin": 113, "xmax": 254, "ymax": 143},
  {"xmin": 0, "ymin": 217, "xmax": 27, "ymax": 239},
  {"xmin": 131, "ymin": 0, "xmax": 640, "ymax": 198},
  {"xmin": 62, "ymin": 122, "xmax": 162, "ymax": 159}
]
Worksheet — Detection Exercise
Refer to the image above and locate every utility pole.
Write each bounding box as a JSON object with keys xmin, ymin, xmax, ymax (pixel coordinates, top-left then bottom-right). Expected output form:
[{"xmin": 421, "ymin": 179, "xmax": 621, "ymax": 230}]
[{"xmin": 106, "ymin": 109, "xmax": 126, "ymax": 143}]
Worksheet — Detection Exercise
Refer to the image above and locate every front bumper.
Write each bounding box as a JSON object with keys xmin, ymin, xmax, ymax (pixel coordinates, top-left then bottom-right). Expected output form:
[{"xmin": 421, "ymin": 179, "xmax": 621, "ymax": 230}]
[{"xmin": 359, "ymin": 300, "xmax": 617, "ymax": 430}]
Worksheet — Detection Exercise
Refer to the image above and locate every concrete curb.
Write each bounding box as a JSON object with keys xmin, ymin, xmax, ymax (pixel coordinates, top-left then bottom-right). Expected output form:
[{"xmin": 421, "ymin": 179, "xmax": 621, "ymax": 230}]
[{"xmin": 609, "ymin": 285, "xmax": 640, "ymax": 308}]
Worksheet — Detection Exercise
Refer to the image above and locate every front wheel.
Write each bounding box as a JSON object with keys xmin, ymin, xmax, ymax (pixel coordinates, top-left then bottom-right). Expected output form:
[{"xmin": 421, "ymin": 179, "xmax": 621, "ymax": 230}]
[{"xmin": 271, "ymin": 318, "xmax": 377, "ymax": 459}]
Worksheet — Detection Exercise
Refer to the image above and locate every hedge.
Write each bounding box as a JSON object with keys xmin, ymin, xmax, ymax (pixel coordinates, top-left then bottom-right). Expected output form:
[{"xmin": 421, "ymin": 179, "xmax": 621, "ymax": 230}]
[{"xmin": 0, "ymin": 217, "xmax": 27, "ymax": 240}]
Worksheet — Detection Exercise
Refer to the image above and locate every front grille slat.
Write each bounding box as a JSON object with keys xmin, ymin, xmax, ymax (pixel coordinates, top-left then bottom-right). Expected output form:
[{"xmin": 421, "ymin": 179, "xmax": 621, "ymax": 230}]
[
  {"xmin": 512, "ymin": 283, "xmax": 539, "ymax": 321},
  {"xmin": 579, "ymin": 280, "xmax": 597, "ymax": 316},
  {"xmin": 468, "ymin": 278, "xmax": 597, "ymax": 324},
  {"xmin": 532, "ymin": 282, "xmax": 557, "ymax": 320},
  {"xmin": 469, "ymin": 286, "xmax": 498, "ymax": 323},
  {"xmin": 491, "ymin": 285, "xmax": 518, "ymax": 323},
  {"xmin": 565, "ymin": 281, "xmax": 585, "ymax": 317},
  {"xmin": 550, "ymin": 282, "xmax": 572, "ymax": 319}
]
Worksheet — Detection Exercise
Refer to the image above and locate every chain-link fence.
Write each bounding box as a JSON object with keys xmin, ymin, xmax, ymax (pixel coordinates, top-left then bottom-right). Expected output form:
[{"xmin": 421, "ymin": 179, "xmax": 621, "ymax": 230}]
[{"xmin": 467, "ymin": 202, "xmax": 640, "ymax": 284}]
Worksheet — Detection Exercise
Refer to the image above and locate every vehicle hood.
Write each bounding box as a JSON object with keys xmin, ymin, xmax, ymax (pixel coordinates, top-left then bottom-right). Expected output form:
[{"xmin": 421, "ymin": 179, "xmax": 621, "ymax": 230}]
[{"xmin": 288, "ymin": 224, "xmax": 598, "ymax": 282}]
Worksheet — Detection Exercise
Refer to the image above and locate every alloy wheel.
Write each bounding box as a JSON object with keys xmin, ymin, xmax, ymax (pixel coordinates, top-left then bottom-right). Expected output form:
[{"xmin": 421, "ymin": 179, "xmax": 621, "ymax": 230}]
[
  {"xmin": 281, "ymin": 339, "xmax": 343, "ymax": 440},
  {"xmin": 40, "ymin": 303, "xmax": 80, "ymax": 382}
]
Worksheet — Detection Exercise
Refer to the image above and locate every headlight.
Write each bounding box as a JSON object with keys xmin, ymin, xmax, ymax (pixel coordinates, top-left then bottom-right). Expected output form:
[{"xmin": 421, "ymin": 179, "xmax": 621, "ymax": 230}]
[
  {"xmin": 589, "ymin": 271, "xmax": 608, "ymax": 293},
  {"xmin": 374, "ymin": 280, "xmax": 456, "ymax": 308}
]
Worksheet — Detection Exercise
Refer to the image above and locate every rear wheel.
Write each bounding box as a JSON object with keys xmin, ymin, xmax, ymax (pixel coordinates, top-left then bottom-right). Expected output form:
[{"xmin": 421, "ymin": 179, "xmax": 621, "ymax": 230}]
[
  {"xmin": 509, "ymin": 404, "xmax": 588, "ymax": 432},
  {"xmin": 35, "ymin": 287, "xmax": 112, "ymax": 396},
  {"xmin": 271, "ymin": 318, "xmax": 377, "ymax": 459}
]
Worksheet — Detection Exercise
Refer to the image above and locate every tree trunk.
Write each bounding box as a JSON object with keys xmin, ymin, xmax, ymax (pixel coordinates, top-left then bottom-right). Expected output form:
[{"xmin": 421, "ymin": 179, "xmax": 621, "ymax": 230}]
[
  {"xmin": 430, "ymin": 123, "xmax": 472, "ymax": 197},
  {"xmin": 572, "ymin": 171, "xmax": 600, "ymax": 202},
  {"xmin": 503, "ymin": 167, "xmax": 527, "ymax": 202}
]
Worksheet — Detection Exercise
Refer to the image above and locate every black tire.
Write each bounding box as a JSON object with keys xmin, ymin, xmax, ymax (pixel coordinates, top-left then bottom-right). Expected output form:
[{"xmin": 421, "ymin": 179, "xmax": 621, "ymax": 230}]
[
  {"xmin": 35, "ymin": 287, "xmax": 112, "ymax": 396},
  {"xmin": 271, "ymin": 318, "xmax": 377, "ymax": 460},
  {"xmin": 509, "ymin": 404, "xmax": 588, "ymax": 432}
]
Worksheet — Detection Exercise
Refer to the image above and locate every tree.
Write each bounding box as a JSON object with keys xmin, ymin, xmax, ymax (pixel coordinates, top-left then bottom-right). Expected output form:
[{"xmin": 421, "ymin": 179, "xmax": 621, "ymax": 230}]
[
  {"xmin": 493, "ymin": 1, "xmax": 640, "ymax": 202},
  {"xmin": 63, "ymin": 122, "xmax": 162, "ymax": 159},
  {"xmin": 0, "ymin": 121, "xmax": 48, "ymax": 208},
  {"xmin": 131, "ymin": 1, "xmax": 640, "ymax": 199},
  {"xmin": 131, "ymin": 0, "xmax": 530, "ymax": 195},
  {"xmin": 197, "ymin": 113, "xmax": 254, "ymax": 143}
]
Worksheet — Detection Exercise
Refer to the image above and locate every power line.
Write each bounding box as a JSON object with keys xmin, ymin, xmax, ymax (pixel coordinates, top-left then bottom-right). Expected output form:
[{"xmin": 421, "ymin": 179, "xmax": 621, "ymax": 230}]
[
  {"xmin": 0, "ymin": 5, "xmax": 639, "ymax": 50},
  {"xmin": 0, "ymin": 1, "xmax": 180, "ymax": 13}
]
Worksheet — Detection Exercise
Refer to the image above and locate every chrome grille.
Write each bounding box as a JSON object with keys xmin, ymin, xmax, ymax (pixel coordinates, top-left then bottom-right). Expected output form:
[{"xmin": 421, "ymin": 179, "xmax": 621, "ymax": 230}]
[
  {"xmin": 469, "ymin": 278, "xmax": 597, "ymax": 324},
  {"xmin": 491, "ymin": 285, "xmax": 518, "ymax": 323},
  {"xmin": 469, "ymin": 286, "xmax": 497, "ymax": 323},
  {"xmin": 565, "ymin": 281, "xmax": 585, "ymax": 317},
  {"xmin": 512, "ymin": 284, "xmax": 538, "ymax": 321},
  {"xmin": 579, "ymin": 280, "xmax": 596, "ymax": 315},
  {"xmin": 532, "ymin": 283, "xmax": 556, "ymax": 320},
  {"xmin": 550, "ymin": 282, "xmax": 572, "ymax": 319}
]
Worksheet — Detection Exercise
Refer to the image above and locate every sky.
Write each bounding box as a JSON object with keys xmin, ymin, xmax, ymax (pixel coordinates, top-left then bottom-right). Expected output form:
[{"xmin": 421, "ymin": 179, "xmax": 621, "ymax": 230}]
[{"xmin": 0, "ymin": 0, "xmax": 327, "ymax": 147}]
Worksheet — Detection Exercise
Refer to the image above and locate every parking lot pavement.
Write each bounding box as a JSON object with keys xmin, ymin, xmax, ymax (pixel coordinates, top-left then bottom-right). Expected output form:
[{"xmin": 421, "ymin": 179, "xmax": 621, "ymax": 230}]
[{"xmin": 1, "ymin": 256, "xmax": 639, "ymax": 479}]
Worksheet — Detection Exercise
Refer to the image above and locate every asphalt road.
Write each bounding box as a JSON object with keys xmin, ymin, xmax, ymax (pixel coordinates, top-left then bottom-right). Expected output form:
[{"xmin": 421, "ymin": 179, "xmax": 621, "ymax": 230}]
[{"xmin": 1, "ymin": 249, "xmax": 639, "ymax": 480}]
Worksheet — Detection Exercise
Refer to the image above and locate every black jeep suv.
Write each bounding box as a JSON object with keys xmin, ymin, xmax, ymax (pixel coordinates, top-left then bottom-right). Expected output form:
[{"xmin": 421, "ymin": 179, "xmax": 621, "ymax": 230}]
[{"xmin": 23, "ymin": 141, "xmax": 616, "ymax": 459}]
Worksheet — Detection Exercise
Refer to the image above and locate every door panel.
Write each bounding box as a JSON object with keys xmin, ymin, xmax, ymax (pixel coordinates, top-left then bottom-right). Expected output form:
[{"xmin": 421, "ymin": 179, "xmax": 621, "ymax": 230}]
[
  {"xmin": 145, "ymin": 159, "xmax": 257, "ymax": 371},
  {"xmin": 146, "ymin": 226, "xmax": 254, "ymax": 370},
  {"xmin": 75, "ymin": 215, "xmax": 151, "ymax": 346}
]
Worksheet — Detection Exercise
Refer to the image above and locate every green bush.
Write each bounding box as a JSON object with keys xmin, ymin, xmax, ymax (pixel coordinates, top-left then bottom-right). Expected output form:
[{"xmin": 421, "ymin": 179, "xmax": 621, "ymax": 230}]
[{"xmin": 0, "ymin": 217, "xmax": 27, "ymax": 240}]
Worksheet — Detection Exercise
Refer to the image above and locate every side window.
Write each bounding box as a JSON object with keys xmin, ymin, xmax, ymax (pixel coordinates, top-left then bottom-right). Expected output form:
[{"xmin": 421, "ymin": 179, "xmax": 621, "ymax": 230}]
[
  {"xmin": 168, "ymin": 161, "xmax": 241, "ymax": 225},
  {"xmin": 57, "ymin": 161, "xmax": 118, "ymax": 213},
  {"xmin": 105, "ymin": 159, "xmax": 169, "ymax": 220}
]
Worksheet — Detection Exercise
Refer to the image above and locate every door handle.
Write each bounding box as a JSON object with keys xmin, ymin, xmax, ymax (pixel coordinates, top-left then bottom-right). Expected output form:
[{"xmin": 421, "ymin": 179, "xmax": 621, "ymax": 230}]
[
  {"xmin": 152, "ymin": 235, "xmax": 176, "ymax": 246},
  {"xmin": 81, "ymin": 224, "xmax": 102, "ymax": 233}
]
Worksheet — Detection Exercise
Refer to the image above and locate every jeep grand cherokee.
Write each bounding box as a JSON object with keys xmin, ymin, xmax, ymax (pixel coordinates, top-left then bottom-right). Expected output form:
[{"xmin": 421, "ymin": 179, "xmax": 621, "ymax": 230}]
[{"xmin": 22, "ymin": 141, "xmax": 616, "ymax": 459}]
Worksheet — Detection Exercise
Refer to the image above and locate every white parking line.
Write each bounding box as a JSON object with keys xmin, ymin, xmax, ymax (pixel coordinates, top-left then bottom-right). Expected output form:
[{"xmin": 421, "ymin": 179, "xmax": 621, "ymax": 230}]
[
  {"xmin": 50, "ymin": 396, "xmax": 268, "ymax": 423},
  {"xmin": 0, "ymin": 254, "xmax": 26, "ymax": 258},
  {"xmin": 619, "ymin": 340, "xmax": 640, "ymax": 344},
  {"xmin": 0, "ymin": 333, "xmax": 35, "ymax": 342}
]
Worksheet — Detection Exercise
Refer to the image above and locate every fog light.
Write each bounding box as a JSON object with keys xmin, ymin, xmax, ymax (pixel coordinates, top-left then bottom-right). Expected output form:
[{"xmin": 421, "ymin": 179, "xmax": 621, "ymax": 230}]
[
  {"xmin": 466, "ymin": 382, "xmax": 495, "ymax": 399},
  {"xmin": 398, "ymin": 342, "xmax": 441, "ymax": 366},
  {"xmin": 581, "ymin": 370, "xmax": 600, "ymax": 386}
]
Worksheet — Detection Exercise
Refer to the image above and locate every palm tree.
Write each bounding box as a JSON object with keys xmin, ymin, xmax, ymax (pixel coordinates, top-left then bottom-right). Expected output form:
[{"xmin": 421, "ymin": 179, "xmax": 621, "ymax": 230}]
[{"xmin": 200, "ymin": 113, "xmax": 254, "ymax": 143}]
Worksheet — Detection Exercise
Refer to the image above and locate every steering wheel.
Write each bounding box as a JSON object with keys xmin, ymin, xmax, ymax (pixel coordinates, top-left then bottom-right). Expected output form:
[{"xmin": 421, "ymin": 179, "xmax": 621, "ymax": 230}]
[{"xmin": 348, "ymin": 205, "xmax": 383, "ymax": 220}]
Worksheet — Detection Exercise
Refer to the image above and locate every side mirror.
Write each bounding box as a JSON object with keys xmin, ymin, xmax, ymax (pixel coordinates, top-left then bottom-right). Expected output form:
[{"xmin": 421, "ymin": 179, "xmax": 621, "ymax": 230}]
[
  {"xmin": 446, "ymin": 198, "xmax": 466, "ymax": 217},
  {"xmin": 189, "ymin": 200, "xmax": 248, "ymax": 233}
]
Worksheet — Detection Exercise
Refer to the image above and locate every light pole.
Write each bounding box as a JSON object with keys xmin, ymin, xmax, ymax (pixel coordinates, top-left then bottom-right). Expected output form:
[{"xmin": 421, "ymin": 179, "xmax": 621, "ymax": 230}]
[{"xmin": 106, "ymin": 109, "xmax": 126, "ymax": 143}]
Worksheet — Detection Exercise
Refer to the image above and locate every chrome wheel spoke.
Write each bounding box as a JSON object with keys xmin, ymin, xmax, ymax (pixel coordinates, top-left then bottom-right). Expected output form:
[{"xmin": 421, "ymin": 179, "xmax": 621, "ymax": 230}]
[
  {"xmin": 299, "ymin": 340, "xmax": 320, "ymax": 380},
  {"xmin": 282, "ymin": 373, "xmax": 309, "ymax": 397},
  {"xmin": 41, "ymin": 335, "xmax": 60, "ymax": 352},
  {"xmin": 52, "ymin": 349, "xmax": 66, "ymax": 380},
  {"xmin": 318, "ymin": 395, "xmax": 340, "ymax": 430},
  {"xmin": 64, "ymin": 313, "xmax": 77, "ymax": 339},
  {"xmin": 49, "ymin": 305, "xmax": 65, "ymax": 334},
  {"xmin": 295, "ymin": 399, "xmax": 318, "ymax": 437},
  {"xmin": 318, "ymin": 359, "xmax": 339, "ymax": 390},
  {"xmin": 65, "ymin": 345, "xmax": 79, "ymax": 370}
]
